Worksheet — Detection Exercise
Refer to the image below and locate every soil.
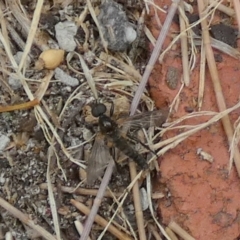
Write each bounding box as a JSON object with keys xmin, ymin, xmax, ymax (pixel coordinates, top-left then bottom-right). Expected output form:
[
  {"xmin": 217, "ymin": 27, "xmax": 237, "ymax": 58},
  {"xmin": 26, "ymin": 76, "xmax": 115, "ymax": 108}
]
[{"xmin": 1, "ymin": 0, "xmax": 240, "ymax": 240}]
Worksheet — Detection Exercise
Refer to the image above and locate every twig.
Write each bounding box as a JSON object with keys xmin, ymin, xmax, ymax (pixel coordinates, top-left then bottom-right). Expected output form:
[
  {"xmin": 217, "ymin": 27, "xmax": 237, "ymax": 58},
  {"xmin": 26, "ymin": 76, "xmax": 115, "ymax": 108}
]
[
  {"xmin": 168, "ymin": 221, "xmax": 195, "ymax": 240},
  {"xmin": 130, "ymin": 0, "xmax": 181, "ymax": 114},
  {"xmin": 74, "ymin": 221, "xmax": 91, "ymax": 240},
  {"xmin": 129, "ymin": 161, "xmax": 147, "ymax": 240},
  {"xmin": 0, "ymin": 197, "xmax": 56, "ymax": 240},
  {"xmin": 47, "ymin": 147, "xmax": 61, "ymax": 240},
  {"xmin": 79, "ymin": 160, "xmax": 115, "ymax": 240},
  {"xmin": 197, "ymin": 0, "xmax": 240, "ymax": 176},
  {"xmin": 233, "ymin": 0, "xmax": 240, "ymax": 34},
  {"xmin": 178, "ymin": 0, "xmax": 190, "ymax": 86},
  {"xmin": 198, "ymin": 40, "xmax": 206, "ymax": 111},
  {"xmin": 148, "ymin": 223, "xmax": 163, "ymax": 240},
  {"xmin": 0, "ymin": 99, "xmax": 39, "ymax": 112},
  {"xmin": 86, "ymin": 0, "xmax": 108, "ymax": 52},
  {"xmin": 98, "ymin": 52, "xmax": 141, "ymax": 81},
  {"xmin": 6, "ymin": 21, "xmax": 26, "ymax": 51},
  {"xmin": 209, "ymin": 0, "xmax": 235, "ymax": 17},
  {"xmin": 71, "ymin": 199, "xmax": 133, "ymax": 240},
  {"xmin": 146, "ymin": 174, "xmax": 171, "ymax": 240},
  {"xmin": 8, "ymin": 0, "xmax": 52, "ymax": 50},
  {"xmin": 193, "ymin": 35, "xmax": 240, "ymax": 60},
  {"xmin": 0, "ymin": 1, "xmax": 11, "ymax": 51},
  {"xmin": 39, "ymin": 183, "xmax": 122, "ymax": 198},
  {"xmin": 165, "ymin": 227, "xmax": 178, "ymax": 240}
]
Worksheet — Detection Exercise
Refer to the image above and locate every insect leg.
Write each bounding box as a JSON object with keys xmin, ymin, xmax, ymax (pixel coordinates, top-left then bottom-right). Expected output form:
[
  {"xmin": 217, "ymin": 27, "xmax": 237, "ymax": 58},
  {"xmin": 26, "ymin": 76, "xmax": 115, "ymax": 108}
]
[
  {"xmin": 109, "ymin": 100, "xmax": 114, "ymax": 117},
  {"xmin": 127, "ymin": 132, "xmax": 158, "ymax": 158}
]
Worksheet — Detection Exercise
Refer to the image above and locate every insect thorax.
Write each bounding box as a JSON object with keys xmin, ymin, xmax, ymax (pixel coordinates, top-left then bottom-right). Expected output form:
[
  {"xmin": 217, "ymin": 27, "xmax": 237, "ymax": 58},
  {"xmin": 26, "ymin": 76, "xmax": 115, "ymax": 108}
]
[{"xmin": 99, "ymin": 115, "xmax": 117, "ymax": 134}]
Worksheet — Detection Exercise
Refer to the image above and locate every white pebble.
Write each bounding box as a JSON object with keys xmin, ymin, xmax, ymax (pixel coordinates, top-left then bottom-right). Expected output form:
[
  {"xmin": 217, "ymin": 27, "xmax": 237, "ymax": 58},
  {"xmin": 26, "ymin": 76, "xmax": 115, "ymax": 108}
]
[
  {"xmin": 54, "ymin": 67, "xmax": 79, "ymax": 87},
  {"xmin": 140, "ymin": 187, "xmax": 149, "ymax": 211},
  {"xmin": 0, "ymin": 134, "xmax": 10, "ymax": 151},
  {"xmin": 55, "ymin": 21, "xmax": 78, "ymax": 52},
  {"xmin": 8, "ymin": 74, "xmax": 22, "ymax": 90}
]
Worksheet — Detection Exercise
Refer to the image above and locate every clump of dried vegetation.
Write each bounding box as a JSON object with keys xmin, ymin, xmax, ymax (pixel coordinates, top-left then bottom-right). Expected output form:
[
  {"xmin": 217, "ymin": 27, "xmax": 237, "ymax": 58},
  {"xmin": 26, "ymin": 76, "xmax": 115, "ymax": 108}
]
[{"xmin": 0, "ymin": 0, "xmax": 240, "ymax": 239}]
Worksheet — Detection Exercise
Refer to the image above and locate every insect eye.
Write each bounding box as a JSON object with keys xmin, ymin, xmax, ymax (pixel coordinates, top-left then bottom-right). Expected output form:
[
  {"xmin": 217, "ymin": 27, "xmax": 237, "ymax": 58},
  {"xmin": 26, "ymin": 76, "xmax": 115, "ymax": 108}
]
[{"xmin": 91, "ymin": 103, "xmax": 107, "ymax": 117}]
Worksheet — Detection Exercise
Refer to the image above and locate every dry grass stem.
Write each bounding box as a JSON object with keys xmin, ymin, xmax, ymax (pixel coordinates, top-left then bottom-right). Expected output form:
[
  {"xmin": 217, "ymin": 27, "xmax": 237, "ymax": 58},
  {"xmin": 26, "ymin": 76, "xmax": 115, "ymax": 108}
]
[
  {"xmin": 144, "ymin": 25, "xmax": 157, "ymax": 46},
  {"xmin": 168, "ymin": 82, "xmax": 184, "ymax": 114},
  {"xmin": 233, "ymin": 0, "xmax": 240, "ymax": 34},
  {"xmin": 34, "ymin": 71, "xmax": 54, "ymax": 100},
  {"xmin": 153, "ymin": 101, "xmax": 240, "ymax": 153},
  {"xmin": 168, "ymin": 221, "xmax": 195, "ymax": 240},
  {"xmin": 165, "ymin": 227, "xmax": 179, "ymax": 240},
  {"xmin": 146, "ymin": 174, "xmax": 171, "ymax": 240},
  {"xmin": 39, "ymin": 183, "xmax": 122, "ymax": 198},
  {"xmin": 99, "ymin": 52, "xmax": 141, "ymax": 81},
  {"xmin": 101, "ymin": 186, "xmax": 139, "ymax": 240},
  {"xmin": 79, "ymin": 54, "xmax": 98, "ymax": 99},
  {"xmin": 74, "ymin": 221, "xmax": 92, "ymax": 240},
  {"xmin": 79, "ymin": 160, "xmax": 115, "ymax": 240},
  {"xmin": 8, "ymin": 0, "xmax": 31, "ymax": 38},
  {"xmin": 0, "ymin": 197, "xmax": 56, "ymax": 240},
  {"xmin": 178, "ymin": 1, "xmax": 190, "ymax": 86},
  {"xmin": 194, "ymin": 34, "xmax": 240, "ymax": 59},
  {"xmin": 198, "ymin": 40, "xmax": 206, "ymax": 110},
  {"xmin": 148, "ymin": 223, "xmax": 163, "ymax": 240},
  {"xmin": 209, "ymin": 0, "xmax": 235, "ymax": 16},
  {"xmin": 8, "ymin": 0, "xmax": 53, "ymax": 50},
  {"xmin": 130, "ymin": 0, "xmax": 181, "ymax": 115},
  {"xmin": 86, "ymin": 0, "xmax": 108, "ymax": 52},
  {"xmin": 144, "ymin": 0, "xmax": 166, "ymax": 14},
  {"xmin": 71, "ymin": 199, "xmax": 133, "ymax": 240},
  {"xmin": 0, "ymin": 99, "xmax": 39, "ymax": 112},
  {"xmin": 197, "ymin": 0, "xmax": 240, "ymax": 176},
  {"xmin": 129, "ymin": 161, "xmax": 147, "ymax": 240},
  {"xmin": 5, "ymin": 20, "xmax": 24, "ymax": 51},
  {"xmin": 47, "ymin": 147, "xmax": 61, "ymax": 240},
  {"xmin": 159, "ymin": 1, "xmax": 224, "ymax": 63}
]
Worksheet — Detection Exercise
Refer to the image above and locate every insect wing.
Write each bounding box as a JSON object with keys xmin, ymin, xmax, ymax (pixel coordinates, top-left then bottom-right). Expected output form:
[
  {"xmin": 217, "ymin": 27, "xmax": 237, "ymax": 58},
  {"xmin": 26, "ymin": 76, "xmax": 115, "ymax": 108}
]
[
  {"xmin": 86, "ymin": 134, "xmax": 113, "ymax": 185},
  {"xmin": 116, "ymin": 109, "xmax": 168, "ymax": 131}
]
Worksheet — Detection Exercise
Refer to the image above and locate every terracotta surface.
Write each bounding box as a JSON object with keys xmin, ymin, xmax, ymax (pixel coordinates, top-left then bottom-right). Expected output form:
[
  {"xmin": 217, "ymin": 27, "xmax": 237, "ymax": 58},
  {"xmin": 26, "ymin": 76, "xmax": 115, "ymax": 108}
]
[{"xmin": 148, "ymin": 1, "xmax": 240, "ymax": 240}]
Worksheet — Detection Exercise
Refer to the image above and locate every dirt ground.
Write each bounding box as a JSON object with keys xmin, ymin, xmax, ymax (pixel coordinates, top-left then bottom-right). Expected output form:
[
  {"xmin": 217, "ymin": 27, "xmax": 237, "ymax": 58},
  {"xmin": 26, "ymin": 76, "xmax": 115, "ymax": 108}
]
[{"xmin": 1, "ymin": 0, "xmax": 240, "ymax": 240}]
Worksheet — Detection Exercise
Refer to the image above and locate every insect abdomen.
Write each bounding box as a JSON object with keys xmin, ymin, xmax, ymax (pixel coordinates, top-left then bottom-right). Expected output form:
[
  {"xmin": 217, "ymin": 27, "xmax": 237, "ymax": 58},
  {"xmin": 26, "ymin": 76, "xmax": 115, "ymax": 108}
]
[{"xmin": 112, "ymin": 135, "xmax": 148, "ymax": 169}]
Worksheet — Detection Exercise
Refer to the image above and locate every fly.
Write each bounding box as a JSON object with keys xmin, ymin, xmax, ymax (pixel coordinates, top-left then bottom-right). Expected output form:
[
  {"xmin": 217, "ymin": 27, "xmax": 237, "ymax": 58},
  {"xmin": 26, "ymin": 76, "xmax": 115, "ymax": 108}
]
[{"xmin": 86, "ymin": 102, "xmax": 168, "ymax": 184}]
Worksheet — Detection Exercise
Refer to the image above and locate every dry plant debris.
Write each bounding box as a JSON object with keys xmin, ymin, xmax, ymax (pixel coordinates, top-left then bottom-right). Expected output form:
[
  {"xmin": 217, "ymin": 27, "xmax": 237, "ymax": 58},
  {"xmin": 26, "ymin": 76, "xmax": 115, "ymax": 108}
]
[{"xmin": 0, "ymin": 0, "xmax": 240, "ymax": 240}]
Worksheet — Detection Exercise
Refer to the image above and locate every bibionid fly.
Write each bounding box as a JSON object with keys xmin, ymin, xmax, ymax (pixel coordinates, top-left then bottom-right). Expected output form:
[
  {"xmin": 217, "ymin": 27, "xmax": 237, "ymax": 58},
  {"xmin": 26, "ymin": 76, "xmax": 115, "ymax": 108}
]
[{"xmin": 86, "ymin": 101, "xmax": 168, "ymax": 184}]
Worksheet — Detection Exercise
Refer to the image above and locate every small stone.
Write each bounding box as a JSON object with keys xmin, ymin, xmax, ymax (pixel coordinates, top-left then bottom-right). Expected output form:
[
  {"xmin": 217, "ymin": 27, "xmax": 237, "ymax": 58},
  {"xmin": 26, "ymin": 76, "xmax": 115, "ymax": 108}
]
[
  {"xmin": 0, "ymin": 134, "xmax": 10, "ymax": 151},
  {"xmin": 8, "ymin": 52, "xmax": 31, "ymax": 90},
  {"xmin": 55, "ymin": 21, "xmax": 78, "ymax": 52},
  {"xmin": 54, "ymin": 67, "xmax": 79, "ymax": 87},
  {"xmin": 97, "ymin": 0, "xmax": 136, "ymax": 51},
  {"xmin": 8, "ymin": 74, "xmax": 22, "ymax": 90},
  {"xmin": 14, "ymin": 51, "xmax": 31, "ymax": 67},
  {"xmin": 140, "ymin": 187, "xmax": 148, "ymax": 211},
  {"xmin": 165, "ymin": 66, "xmax": 179, "ymax": 90}
]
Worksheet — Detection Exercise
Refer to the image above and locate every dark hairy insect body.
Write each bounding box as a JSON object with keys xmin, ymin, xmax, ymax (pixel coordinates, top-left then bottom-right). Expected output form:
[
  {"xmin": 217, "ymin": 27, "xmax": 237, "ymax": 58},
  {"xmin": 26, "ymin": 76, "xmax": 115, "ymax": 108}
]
[
  {"xmin": 86, "ymin": 102, "xmax": 168, "ymax": 184},
  {"xmin": 94, "ymin": 104, "xmax": 148, "ymax": 169}
]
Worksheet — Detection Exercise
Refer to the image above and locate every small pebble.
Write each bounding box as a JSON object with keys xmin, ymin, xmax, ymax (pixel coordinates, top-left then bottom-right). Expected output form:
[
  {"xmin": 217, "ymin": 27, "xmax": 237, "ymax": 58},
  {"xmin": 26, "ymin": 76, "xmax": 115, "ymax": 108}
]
[
  {"xmin": 97, "ymin": 0, "xmax": 136, "ymax": 51},
  {"xmin": 8, "ymin": 74, "xmax": 22, "ymax": 90},
  {"xmin": 8, "ymin": 52, "xmax": 31, "ymax": 90},
  {"xmin": 55, "ymin": 21, "xmax": 78, "ymax": 52},
  {"xmin": 14, "ymin": 51, "xmax": 31, "ymax": 67},
  {"xmin": 55, "ymin": 68, "xmax": 79, "ymax": 87},
  {"xmin": 210, "ymin": 23, "xmax": 238, "ymax": 48},
  {"xmin": 0, "ymin": 134, "xmax": 10, "ymax": 151},
  {"xmin": 140, "ymin": 187, "xmax": 148, "ymax": 211},
  {"xmin": 165, "ymin": 66, "xmax": 179, "ymax": 90}
]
